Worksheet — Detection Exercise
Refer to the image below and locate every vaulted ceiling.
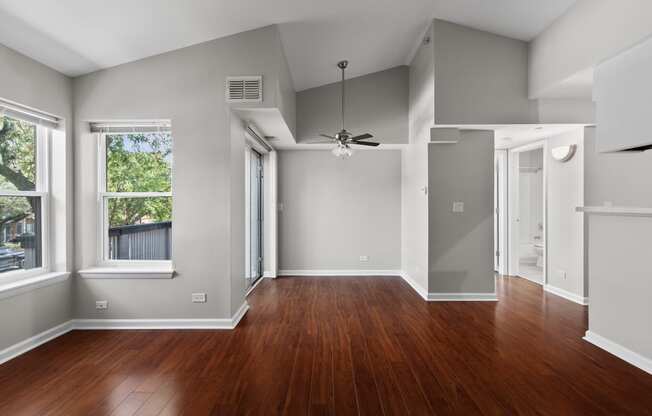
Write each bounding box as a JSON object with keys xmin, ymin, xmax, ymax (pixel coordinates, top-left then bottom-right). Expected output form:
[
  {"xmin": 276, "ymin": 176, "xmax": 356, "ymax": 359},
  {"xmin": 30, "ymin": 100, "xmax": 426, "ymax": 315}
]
[{"xmin": 0, "ymin": 0, "xmax": 575, "ymax": 90}]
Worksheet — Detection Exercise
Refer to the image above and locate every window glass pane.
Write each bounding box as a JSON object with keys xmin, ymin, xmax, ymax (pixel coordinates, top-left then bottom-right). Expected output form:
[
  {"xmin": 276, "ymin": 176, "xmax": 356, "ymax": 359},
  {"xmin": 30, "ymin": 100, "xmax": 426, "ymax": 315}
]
[
  {"xmin": 0, "ymin": 116, "xmax": 37, "ymax": 191},
  {"xmin": 108, "ymin": 196, "xmax": 172, "ymax": 260},
  {"xmin": 0, "ymin": 196, "xmax": 42, "ymax": 272},
  {"xmin": 106, "ymin": 132, "xmax": 172, "ymax": 192}
]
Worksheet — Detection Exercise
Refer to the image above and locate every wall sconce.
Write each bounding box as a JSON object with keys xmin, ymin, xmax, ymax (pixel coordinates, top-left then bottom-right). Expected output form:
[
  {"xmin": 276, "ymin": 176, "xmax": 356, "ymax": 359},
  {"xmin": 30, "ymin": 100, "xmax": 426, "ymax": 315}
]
[{"xmin": 551, "ymin": 144, "xmax": 576, "ymax": 162}]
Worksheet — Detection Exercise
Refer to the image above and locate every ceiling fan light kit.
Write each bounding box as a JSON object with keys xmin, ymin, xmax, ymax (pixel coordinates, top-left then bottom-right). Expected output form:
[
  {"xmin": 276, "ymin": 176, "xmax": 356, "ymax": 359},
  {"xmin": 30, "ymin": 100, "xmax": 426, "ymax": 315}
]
[
  {"xmin": 332, "ymin": 143, "xmax": 354, "ymax": 157},
  {"xmin": 313, "ymin": 60, "xmax": 381, "ymax": 157}
]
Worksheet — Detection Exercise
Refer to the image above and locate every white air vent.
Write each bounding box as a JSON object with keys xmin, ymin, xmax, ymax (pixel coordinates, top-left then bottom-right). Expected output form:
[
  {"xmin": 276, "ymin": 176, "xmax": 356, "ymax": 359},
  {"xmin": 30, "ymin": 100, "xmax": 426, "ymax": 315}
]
[{"xmin": 226, "ymin": 76, "xmax": 262, "ymax": 103}]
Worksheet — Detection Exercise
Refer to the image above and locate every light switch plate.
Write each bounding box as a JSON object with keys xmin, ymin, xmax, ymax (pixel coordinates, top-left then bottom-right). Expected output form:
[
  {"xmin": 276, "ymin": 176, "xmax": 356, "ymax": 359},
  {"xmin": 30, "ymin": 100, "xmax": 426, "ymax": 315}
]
[
  {"xmin": 452, "ymin": 201, "xmax": 464, "ymax": 213},
  {"xmin": 95, "ymin": 300, "xmax": 108, "ymax": 310},
  {"xmin": 192, "ymin": 293, "xmax": 207, "ymax": 303}
]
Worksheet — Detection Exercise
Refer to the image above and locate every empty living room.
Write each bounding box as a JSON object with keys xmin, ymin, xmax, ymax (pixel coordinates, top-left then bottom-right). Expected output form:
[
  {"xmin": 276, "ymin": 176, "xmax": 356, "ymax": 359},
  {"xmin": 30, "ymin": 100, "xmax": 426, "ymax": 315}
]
[{"xmin": 1, "ymin": 0, "xmax": 652, "ymax": 414}]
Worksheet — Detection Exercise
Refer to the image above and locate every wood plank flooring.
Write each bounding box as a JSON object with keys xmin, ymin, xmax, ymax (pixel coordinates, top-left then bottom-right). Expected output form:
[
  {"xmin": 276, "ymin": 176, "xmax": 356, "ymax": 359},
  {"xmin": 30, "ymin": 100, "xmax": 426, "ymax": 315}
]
[{"xmin": 0, "ymin": 276, "xmax": 651, "ymax": 415}]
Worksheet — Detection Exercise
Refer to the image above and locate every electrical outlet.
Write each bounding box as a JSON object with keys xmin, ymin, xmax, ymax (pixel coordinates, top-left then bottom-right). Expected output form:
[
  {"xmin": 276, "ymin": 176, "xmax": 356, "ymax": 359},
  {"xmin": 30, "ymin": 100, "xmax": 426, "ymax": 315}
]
[
  {"xmin": 95, "ymin": 300, "xmax": 108, "ymax": 310},
  {"xmin": 192, "ymin": 293, "xmax": 207, "ymax": 303},
  {"xmin": 452, "ymin": 201, "xmax": 464, "ymax": 213},
  {"xmin": 359, "ymin": 255, "xmax": 369, "ymax": 262},
  {"xmin": 556, "ymin": 270, "xmax": 567, "ymax": 280}
]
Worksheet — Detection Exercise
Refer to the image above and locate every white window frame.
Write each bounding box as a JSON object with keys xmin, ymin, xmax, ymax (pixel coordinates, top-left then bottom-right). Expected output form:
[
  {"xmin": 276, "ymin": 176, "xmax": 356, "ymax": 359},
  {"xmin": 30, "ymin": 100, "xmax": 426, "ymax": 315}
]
[
  {"xmin": 0, "ymin": 121, "xmax": 50, "ymax": 282},
  {"xmin": 97, "ymin": 132, "xmax": 172, "ymax": 267}
]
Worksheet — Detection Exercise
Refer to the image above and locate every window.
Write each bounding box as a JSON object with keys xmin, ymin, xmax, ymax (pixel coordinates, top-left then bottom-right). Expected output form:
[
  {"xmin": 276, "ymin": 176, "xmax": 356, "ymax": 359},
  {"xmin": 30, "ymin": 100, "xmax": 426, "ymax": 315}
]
[
  {"xmin": 98, "ymin": 128, "xmax": 172, "ymax": 263},
  {"xmin": 0, "ymin": 114, "xmax": 48, "ymax": 276}
]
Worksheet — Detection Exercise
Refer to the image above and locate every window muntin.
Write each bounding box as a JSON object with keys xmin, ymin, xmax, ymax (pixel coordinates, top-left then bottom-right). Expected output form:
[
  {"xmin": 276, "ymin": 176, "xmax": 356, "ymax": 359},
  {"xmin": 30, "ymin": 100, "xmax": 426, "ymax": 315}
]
[
  {"xmin": 0, "ymin": 115, "xmax": 48, "ymax": 276},
  {"xmin": 99, "ymin": 131, "xmax": 172, "ymax": 263}
]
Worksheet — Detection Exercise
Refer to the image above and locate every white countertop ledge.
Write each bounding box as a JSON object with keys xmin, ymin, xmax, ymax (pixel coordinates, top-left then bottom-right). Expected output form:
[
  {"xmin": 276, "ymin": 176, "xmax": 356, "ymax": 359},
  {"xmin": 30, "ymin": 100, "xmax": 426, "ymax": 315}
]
[
  {"xmin": 78, "ymin": 267, "xmax": 175, "ymax": 279},
  {"xmin": 0, "ymin": 271, "xmax": 71, "ymax": 300},
  {"xmin": 576, "ymin": 206, "xmax": 652, "ymax": 217}
]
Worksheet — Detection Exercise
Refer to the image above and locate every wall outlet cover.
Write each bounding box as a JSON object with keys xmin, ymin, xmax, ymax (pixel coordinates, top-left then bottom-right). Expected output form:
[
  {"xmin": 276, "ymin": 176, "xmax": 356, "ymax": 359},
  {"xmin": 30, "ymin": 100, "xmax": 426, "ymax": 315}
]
[
  {"xmin": 359, "ymin": 255, "xmax": 369, "ymax": 262},
  {"xmin": 95, "ymin": 300, "xmax": 108, "ymax": 310},
  {"xmin": 192, "ymin": 293, "xmax": 207, "ymax": 303},
  {"xmin": 452, "ymin": 201, "xmax": 465, "ymax": 213}
]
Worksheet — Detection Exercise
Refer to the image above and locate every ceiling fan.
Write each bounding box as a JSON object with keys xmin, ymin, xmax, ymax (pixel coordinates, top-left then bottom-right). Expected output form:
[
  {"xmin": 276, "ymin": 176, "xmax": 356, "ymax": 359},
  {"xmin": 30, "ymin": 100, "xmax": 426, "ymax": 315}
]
[{"xmin": 312, "ymin": 60, "xmax": 380, "ymax": 157}]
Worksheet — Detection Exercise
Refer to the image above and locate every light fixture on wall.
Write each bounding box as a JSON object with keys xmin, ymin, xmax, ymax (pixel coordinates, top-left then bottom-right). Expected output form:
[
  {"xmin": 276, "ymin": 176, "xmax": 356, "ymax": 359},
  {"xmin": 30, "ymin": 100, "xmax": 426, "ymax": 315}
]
[{"xmin": 551, "ymin": 144, "xmax": 577, "ymax": 162}]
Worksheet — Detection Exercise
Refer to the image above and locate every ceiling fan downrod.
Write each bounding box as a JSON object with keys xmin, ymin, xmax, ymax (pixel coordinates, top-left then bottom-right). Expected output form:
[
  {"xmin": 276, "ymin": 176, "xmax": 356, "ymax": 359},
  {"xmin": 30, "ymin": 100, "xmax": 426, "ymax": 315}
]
[{"xmin": 337, "ymin": 60, "xmax": 348, "ymax": 134}]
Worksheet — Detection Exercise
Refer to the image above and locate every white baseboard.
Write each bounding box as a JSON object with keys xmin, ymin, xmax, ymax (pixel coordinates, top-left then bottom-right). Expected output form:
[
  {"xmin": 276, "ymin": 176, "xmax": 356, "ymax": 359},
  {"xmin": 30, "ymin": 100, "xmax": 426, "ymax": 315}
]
[
  {"xmin": 230, "ymin": 301, "xmax": 250, "ymax": 328},
  {"xmin": 584, "ymin": 331, "xmax": 652, "ymax": 375},
  {"xmin": 0, "ymin": 302, "xmax": 250, "ymax": 365},
  {"xmin": 544, "ymin": 284, "xmax": 589, "ymax": 305},
  {"xmin": 0, "ymin": 320, "xmax": 73, "ymax": 365},
  {"xmin": 518, "ymin": 274, "xmax": 544, "ymax": 286},
  {"xmin": 246, "ymin": 276, "xmax": 267, "ymax": 296},
  {"xmin": 278, "ymin": 269, "xmax": 402, "ymax": 277},
  {"xmin": 262, "ymin": 271, "xmax": 276, "ymax": 278},
  {"xmin": 401, "ymin": 272, "xmax": 497, "ymax": 301},
  {"xmin": 400, "ymin": 272, "xmax": 428, "ymax": 300},
  {"xmin": 427, "ymin": 292, "xmax": 498, "ymax": 301},
  {"xmin": 74, "ymin": 301, "xmax": 250, "ymax": 330}
]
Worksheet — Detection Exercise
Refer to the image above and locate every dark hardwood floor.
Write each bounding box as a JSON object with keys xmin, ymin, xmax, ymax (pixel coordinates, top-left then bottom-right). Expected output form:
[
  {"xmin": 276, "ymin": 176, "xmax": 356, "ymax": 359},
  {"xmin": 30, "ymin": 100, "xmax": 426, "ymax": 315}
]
[{"xmin": 1, "ymin": 276, "xmax": 651, "ymax": 415}]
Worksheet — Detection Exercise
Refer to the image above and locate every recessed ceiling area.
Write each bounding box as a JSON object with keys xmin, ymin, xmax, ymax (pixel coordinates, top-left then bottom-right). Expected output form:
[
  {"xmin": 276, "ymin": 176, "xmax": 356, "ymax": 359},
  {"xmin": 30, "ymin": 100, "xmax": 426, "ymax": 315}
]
[
  {"xmin": 0, "ymin": 0, "xmax": 575, "ymax": 90},
  {"xmin": 493, "ymin": 124, "xmax": 587, "ymax": 149}
]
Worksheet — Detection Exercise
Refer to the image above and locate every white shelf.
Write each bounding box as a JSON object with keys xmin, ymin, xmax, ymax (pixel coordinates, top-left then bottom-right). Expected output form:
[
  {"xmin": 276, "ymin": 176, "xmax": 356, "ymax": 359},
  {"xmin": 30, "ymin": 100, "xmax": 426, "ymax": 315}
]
[{"xmin": 576, "ymin": 206, "xmax": 652, "ymax": 217}]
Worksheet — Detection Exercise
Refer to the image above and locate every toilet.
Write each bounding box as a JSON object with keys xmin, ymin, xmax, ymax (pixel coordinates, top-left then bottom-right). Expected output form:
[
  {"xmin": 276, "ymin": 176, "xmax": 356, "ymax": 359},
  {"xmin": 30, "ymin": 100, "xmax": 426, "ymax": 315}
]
[{"xmin": 534, "ymin": 243, "xmax": 544, "ymax": 267}]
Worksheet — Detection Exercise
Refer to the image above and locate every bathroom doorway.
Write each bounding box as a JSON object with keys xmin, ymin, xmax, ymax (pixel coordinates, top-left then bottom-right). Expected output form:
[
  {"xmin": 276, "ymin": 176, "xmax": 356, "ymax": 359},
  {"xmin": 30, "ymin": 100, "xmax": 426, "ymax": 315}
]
[{"xmin": 508, "ymin": 142, "xmax": 547, "ymax": 285}]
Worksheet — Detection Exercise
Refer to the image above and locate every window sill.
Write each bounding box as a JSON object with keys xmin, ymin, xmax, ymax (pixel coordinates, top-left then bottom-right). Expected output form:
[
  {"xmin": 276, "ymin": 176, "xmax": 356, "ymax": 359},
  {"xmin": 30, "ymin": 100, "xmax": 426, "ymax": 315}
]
[
  {"xmin": 0, "ymin": 271, "xmax": 71, "ymax": 300},
  {"xmin": 78, "ymin": 267, "xmax": 175, "ymax": 279}
]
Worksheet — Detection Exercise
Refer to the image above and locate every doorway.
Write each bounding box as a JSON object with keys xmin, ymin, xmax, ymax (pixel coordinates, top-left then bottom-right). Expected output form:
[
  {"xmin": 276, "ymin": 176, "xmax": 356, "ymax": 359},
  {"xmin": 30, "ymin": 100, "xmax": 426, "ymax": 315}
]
[
  {"xmin": 247, "ymin": 149, "xmax": 263, "ymax": 288},
  {"xmin": 508, "ymin": 142, "xmax": 547, "ymax": 285}
]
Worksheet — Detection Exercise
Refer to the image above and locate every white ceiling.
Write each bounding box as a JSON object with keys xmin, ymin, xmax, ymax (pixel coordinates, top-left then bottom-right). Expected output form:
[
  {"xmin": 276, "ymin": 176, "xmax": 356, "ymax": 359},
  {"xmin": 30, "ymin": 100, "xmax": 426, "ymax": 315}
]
[{"xmin": 0, "ymin": 0, "xmax": 575, "ymax": 90}]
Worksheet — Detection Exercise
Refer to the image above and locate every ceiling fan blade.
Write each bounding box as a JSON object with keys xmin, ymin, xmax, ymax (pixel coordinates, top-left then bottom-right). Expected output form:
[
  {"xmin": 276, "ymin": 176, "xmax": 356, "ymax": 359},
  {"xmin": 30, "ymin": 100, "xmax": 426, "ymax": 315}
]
[
  {"xmin": 351, "ymin": 141, "xmax": 380, "ymax": 147},
  {"xmin": 320, "ymin": 134, "xmax": 336, "ymax": 140},
  {"xmin": 350, "ymin": 133, "xmax": 373, "ymax": 141}
]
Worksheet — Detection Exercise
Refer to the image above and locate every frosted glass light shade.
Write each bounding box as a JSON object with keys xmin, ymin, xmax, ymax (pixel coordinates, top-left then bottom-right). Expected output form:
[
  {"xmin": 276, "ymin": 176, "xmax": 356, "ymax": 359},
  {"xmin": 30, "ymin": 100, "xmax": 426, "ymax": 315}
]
[{"xmin": 551, "ymin": 144, "xmax": 576, "ymax": 162}]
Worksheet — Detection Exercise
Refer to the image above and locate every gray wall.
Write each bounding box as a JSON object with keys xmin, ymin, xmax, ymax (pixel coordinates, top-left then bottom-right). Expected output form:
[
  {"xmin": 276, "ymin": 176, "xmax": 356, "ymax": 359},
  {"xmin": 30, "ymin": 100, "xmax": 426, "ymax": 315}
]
[
  {"xmin": 73, "ymin": 25, "xmax": 290, "ymax": 320},
  {"xmin": 584, "ymin": 127, "xmax": 652, "ymax": 361},
  {"xmin": 432, "ymin": 19, "xmax": 537, "ymax": 125},
  {"xmin": 277, "ymin": 43, "xmax": 297, "ymax": 138},
  {"xmin": 278, "ymin": 150, "xmax": 401, "ymax": 271},
  {"xmin": 402, "ymin": 23, "xmax": 434, "ymax": 292},
  {"xmin": 546, "ymin": 129, "xmax": 586, "ymax": 297},
  {"xmin": 529, "ymin": 0, "xmax": 652, "ymax": 99},
  {"xmin": 428, "ymin": 130, "xmax": 495, "ymax": 294},
  {"xmin": 536, "ymin": 99, "xmax": 595, "ymax": 124},
  {"xmin": 296, "ymin": 66, "xmax": 409, "ymax": 144},
  {"xmin": 584, "ymin": 128, "xmax": 652, "ymax": 207},
  {"xmin": 229, "ymin": 114, "xmax": 247, "ymax": 314},
  {"xmin": 0, "ymin": 43, "xmax": 73, "ymax": 350}
]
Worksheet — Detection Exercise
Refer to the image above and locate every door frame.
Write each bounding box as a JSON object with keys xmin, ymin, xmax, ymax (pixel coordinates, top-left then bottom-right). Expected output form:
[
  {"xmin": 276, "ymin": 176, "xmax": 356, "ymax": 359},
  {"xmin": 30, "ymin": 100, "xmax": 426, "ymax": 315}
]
[
  {"xmin": 507, "ymin": 141, "xmax": 548, "ymax": 285},
  {"xmin": 494, "ymin": 150, "xmax": 508, "ymax": 275},
  {"xmin": 245, "ymin": 145, "xmax": 264, "ymax": 288}
]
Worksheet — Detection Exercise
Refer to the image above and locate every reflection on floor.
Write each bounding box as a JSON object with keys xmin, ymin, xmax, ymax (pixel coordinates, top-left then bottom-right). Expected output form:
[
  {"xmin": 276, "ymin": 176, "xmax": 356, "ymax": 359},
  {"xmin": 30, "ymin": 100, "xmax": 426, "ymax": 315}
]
[{"xmin": 519, "ymin": 263, "xmax": 543, "ymax": 284}]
